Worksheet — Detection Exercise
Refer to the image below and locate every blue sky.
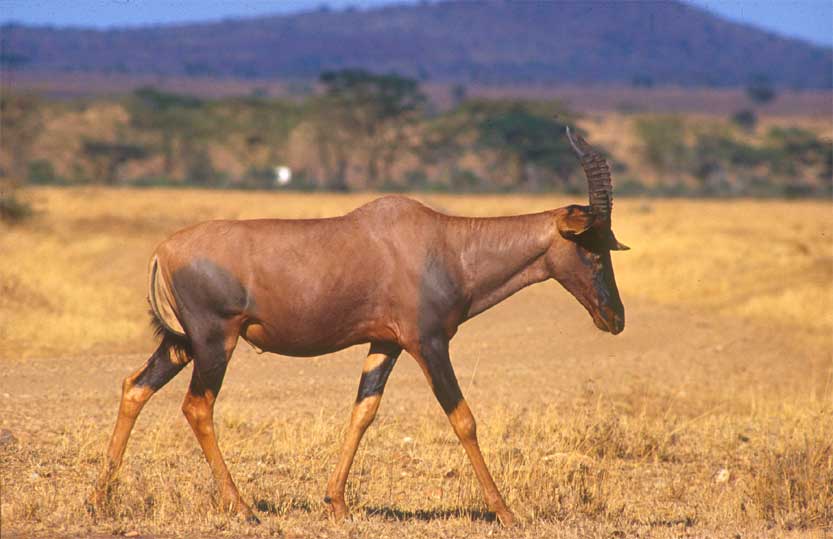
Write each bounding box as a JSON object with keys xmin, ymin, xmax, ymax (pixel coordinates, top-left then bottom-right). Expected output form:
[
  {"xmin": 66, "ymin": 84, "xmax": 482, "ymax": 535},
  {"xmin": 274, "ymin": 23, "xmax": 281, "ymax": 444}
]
[{"xmin": 1, "ymin": 0, "xmax": 831, "ymax": 47}]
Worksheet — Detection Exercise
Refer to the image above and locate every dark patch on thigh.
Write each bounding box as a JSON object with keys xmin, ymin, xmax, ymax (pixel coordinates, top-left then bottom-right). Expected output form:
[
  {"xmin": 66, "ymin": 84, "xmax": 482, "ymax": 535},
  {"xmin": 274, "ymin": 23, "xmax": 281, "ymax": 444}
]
[
  {"xmin": 182, "ymin": 316, "xmax": 237, "ymax": 398},
  {"xmin": 356, "ymin": 356, "xmax": 398, "ymax": 402},
  {"xmin": 169, "ymin": 260, "xmax": 249, "ymax": 397},
  {"xmin": 172, "ymin": 258, "xmax": 252, "ymax": 315},
  {"xmin": 189, "ymin": 354, "xmax": 228, "ymax": 397}
]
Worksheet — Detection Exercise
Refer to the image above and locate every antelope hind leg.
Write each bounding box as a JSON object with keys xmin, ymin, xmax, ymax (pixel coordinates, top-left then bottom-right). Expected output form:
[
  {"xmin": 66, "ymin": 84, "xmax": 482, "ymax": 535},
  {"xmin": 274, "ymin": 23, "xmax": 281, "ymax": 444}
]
[
  {"xmin": 181, "ymin": 326, "xmax": 259, "ymax": 524},
  {"xmin": 89, "ymin": 336, "xmax": 189, "ymax": 513}
]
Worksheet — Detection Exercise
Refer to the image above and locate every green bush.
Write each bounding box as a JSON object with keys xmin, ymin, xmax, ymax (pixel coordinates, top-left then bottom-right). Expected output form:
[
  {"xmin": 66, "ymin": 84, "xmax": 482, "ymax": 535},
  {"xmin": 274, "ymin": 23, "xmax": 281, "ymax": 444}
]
[
  {"xmin": 615, "ymin": 178, "xmax": 648, "ymax": 196},
  {"xmin": 185, "ymin": 149, "xmax": 221, "ymax": 186},
  {"xmin": 242, "ymin": 166, "xmax": 276, "ymax": 189},
  {"xmin": 767, "ymin": 127, "xmax": 829, "ymax": 166},
  {"xmin": 127, "ymin": 176, "xmax": 175, "ymax": 188},
  {"xmin": 450, "ymin": 169, "xmax": 485, "ymax": 191},
  {"xmin": 634, "ymin": 116, "xmax": 688, "ymax": 172},
  {"xmin": 27, "ymin": 159, "xmax": 63, "ymax": 185},
  {"xmin": 0, "ymin": 189, "xmax": 33, "ymax": 223}
]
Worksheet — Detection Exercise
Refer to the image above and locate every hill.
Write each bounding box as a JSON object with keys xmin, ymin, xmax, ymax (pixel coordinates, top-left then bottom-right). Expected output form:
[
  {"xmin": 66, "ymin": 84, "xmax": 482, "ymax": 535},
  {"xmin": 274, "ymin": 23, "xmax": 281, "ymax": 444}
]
[{"xmin": 1, "ymin": 0, "xmax": 831, "ymax": 89}]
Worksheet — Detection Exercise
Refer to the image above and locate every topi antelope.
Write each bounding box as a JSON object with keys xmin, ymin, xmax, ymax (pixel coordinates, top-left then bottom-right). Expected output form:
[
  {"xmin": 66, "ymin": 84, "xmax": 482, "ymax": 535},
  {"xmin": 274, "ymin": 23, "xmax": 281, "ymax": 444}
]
[{"xmin": 90, "ymin": 127, "xmax": 628, "ymax": 526}]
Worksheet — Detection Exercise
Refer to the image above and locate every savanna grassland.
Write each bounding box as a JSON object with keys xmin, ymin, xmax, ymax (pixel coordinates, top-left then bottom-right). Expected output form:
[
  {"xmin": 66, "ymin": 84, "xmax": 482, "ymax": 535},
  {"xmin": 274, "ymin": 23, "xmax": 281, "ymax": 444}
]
[{"xmin": 1, "ymin": 188, "xmax": 832, "ymax": 538}]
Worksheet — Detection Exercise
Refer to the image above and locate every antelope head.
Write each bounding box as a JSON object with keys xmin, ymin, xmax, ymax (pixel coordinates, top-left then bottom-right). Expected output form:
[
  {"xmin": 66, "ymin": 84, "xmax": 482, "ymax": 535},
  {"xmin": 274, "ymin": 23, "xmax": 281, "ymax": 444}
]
[{"xmin": 548, "ymin": 127, "xmax": 628, "ymax": 334}]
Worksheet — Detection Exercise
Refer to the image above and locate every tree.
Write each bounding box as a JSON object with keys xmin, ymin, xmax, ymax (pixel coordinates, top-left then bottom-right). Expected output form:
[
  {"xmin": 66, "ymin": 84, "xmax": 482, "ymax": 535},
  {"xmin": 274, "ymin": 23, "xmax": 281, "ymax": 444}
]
[
  {"xmin": 634, "ymin": 115, "xmax": 689, "ymax": 174},
  {"xmin": 0, "ymin": 94, "xmax": 42, "ymax": 223},
  {"xmin": 476, "ymin": 102, "xmax": 577, "ymax": 189},
  {"xmin": 746, "ymin": 74, "xmax": 776, "ymax": 105},
  {"xmin": 731, "ymin": 109, "xmax": 758, "ymax": 132},
  {"xmin": 315, "ymin": 69, "xmax": 426, "ymax": 188},
  {"xmin": 127, "ymin": 87, "xmax": 210, "ymax": 179},
  {"xmin": 0, "ymin": 94, "xmax": 43, "ymax": 182},
  {"xmin": 82, "ymin": 140, "xmax": 148, "ymax": 184}
]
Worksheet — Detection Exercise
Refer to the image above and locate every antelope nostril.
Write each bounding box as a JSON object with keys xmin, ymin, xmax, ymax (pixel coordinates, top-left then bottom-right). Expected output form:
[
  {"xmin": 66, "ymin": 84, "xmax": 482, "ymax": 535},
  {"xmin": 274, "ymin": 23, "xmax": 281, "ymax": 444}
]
[
  {"xmin": 611, "ymin": 312, "xmax": 625, "ymax": 333},
  {"xmin": 601, "ymin": 306, "xmax": 624, "ymax": 334}
]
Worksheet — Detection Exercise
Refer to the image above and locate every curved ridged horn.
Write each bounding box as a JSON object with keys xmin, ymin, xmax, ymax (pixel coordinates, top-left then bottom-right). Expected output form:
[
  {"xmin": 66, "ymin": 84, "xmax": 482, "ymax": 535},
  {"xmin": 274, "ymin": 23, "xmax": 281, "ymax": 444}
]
[{"xmin": 566, "ymin": 126, "xmax": 612, "ymax": 220}]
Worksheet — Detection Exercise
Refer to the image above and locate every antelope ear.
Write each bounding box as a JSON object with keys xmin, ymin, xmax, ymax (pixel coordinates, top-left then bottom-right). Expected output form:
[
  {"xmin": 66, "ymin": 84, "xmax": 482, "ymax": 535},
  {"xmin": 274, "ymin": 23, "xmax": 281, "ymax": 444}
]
[{"xmin": 556, "ymin": 205, "xmax": 596, "ymax": 237}]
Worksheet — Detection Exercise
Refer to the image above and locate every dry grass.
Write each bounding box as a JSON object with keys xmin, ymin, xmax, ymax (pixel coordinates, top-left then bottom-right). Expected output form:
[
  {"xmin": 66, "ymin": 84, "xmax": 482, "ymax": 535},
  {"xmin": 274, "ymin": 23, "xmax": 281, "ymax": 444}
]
[{"xmin": 1, "ymin": 188, "xmax": 832, "ymax": 538}]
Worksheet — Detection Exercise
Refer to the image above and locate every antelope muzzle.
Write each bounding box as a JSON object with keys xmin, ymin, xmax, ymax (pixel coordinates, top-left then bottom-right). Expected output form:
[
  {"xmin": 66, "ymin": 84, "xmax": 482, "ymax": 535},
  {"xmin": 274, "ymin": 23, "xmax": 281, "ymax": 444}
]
[{"xmin": 593, "ymin": 303, "xmax": 625, "ymax": 335}]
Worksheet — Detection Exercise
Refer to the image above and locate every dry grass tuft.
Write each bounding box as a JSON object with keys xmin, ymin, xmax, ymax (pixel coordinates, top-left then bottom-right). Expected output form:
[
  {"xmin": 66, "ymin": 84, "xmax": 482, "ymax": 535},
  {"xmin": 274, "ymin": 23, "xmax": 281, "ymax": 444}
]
[{"xmin": 744, "ymin": 425, "xmax": 833, "ymax": 529}]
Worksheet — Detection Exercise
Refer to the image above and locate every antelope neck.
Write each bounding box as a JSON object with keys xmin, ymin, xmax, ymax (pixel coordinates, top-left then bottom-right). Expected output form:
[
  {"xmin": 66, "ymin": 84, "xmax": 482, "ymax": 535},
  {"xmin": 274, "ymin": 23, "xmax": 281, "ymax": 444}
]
[{"xmin": 450, "ymin": 211, "xmax": 555, "ymax": 318}]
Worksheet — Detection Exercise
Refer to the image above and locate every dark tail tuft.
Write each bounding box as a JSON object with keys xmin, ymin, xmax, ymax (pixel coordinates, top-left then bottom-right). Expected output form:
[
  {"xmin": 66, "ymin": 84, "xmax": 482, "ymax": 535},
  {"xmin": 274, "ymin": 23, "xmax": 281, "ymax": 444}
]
[{"xmin": 148, "ymin": 308, "xmax": 191, "ymax": 357}]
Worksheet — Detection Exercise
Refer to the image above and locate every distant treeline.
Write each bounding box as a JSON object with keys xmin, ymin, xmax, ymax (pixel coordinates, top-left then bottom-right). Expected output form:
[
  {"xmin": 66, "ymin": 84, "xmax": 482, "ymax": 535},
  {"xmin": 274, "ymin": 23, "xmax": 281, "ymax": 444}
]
[{"xmin": 1, "ymin": 70, "xmax": 831, "ymax": 199}]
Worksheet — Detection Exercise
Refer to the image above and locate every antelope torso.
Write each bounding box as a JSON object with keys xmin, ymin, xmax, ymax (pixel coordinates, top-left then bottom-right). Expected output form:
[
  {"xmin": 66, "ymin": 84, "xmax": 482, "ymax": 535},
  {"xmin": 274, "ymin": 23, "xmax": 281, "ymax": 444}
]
[{"xmin": 151, "ymin": 196, "xmax": 469, "ymax": 357}]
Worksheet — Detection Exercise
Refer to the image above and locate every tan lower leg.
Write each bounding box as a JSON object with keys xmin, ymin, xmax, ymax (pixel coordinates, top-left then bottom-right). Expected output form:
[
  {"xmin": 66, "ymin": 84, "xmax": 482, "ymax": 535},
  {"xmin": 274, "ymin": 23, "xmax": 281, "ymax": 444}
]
[
  {"xmin": 93, "ymin": 372, "xmax": 154, "ymax": 499},
  {"xmin": 448, "ymin": 400, "xmax": 515, "ymax": 525},
  {"xmin": 325, "ymin": 352, "xmax": 389, "ymax": 519},
  {"xmin": 182, "ymin": 390, "xmax": 251, "ymax": 516},
  {"xmin": 326, "ymin": 395, "xmax": 382, "ymax": 516}
]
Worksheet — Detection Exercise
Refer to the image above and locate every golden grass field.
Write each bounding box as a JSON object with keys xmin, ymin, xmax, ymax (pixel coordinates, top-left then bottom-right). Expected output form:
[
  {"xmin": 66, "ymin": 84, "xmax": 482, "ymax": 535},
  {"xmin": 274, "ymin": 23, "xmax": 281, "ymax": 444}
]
[{"xmin": 1, "ymin": 188, "xmax": 832, "ymax": 538}]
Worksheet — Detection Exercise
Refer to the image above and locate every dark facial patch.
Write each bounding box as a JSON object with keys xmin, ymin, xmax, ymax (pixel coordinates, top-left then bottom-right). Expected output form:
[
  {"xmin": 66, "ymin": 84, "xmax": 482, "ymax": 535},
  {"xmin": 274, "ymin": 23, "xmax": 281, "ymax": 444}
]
[
  {"xmin": 355, "ymin": 355, "xmax": 399, "ymax": 402},
  {"xmin": 593, "ymin": 250, "xmax": 622, "ymax": 314},
  {"xmin": 574, "ymin": 241, "xmax": 624, "ymax": 332}
]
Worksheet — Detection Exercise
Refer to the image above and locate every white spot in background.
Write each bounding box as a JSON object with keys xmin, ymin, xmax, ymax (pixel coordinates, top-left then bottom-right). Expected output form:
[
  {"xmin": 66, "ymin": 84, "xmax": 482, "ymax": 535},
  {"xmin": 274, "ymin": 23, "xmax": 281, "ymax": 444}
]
[{"xmin": 274, "ymin": 165, "xmax": 292, "ymax": 186}]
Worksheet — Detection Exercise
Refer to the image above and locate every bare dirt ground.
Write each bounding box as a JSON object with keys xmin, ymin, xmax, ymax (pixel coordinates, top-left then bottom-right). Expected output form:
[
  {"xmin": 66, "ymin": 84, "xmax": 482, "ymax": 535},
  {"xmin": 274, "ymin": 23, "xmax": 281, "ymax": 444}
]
[
  {"xmin": 3, "ymin": 290, "xmax": 829, "ymax": 539},
  {"xmin": 1, "ymin": 190, "xmax": 831, "ymax": 538}
]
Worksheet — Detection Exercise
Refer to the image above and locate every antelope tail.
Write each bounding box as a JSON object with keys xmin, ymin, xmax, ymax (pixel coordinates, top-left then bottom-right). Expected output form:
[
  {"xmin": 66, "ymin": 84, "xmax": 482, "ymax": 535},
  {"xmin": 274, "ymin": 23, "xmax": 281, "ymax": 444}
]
[{"xmin": 148, "ymin": 255, "xmax": 187, "ymax": 337}]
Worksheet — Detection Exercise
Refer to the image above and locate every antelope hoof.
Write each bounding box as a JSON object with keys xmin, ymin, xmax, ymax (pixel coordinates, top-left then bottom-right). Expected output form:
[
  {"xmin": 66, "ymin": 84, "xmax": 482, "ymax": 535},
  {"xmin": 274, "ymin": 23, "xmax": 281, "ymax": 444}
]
[
  {"xmin": 324, "ymin": 495, "xmax": 350, "ymax": 522},
  {"xmin": 496, "ymin": 509, "xmax": 516, "ymax": 527},
  {"xmin": 232, "ymin": 500, "xmax": 260, "ymax": 525},
  {"xmin": 85, "ymin": 487, "xmax": 108, "ymax": 516},
  {"xmin": 84, "ymin": 498, "xmax": 98, "ymax": 518},
  {"xmin": 235, "ymin": 504, "xmax": 260, "ymax": 525}
]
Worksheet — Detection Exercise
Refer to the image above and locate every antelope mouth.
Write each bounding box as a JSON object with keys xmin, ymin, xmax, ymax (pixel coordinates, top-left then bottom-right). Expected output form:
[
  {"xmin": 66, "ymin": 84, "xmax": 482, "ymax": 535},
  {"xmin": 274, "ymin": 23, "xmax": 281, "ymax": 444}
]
[{"xmin": 593, "ymin": 309, "xmax": 625, "ymax": 335}]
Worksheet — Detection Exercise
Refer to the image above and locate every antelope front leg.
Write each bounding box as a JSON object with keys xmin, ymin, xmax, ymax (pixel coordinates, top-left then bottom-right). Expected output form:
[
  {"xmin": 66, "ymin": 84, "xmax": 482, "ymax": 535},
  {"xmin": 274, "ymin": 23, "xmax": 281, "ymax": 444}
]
[
  {"xmin": 325, "ymin": 343, "xmax": 400, "ymax": 521},
  {"xmin": 414, "ymin": 335, "xmax": 515, "ymax": 526}
]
